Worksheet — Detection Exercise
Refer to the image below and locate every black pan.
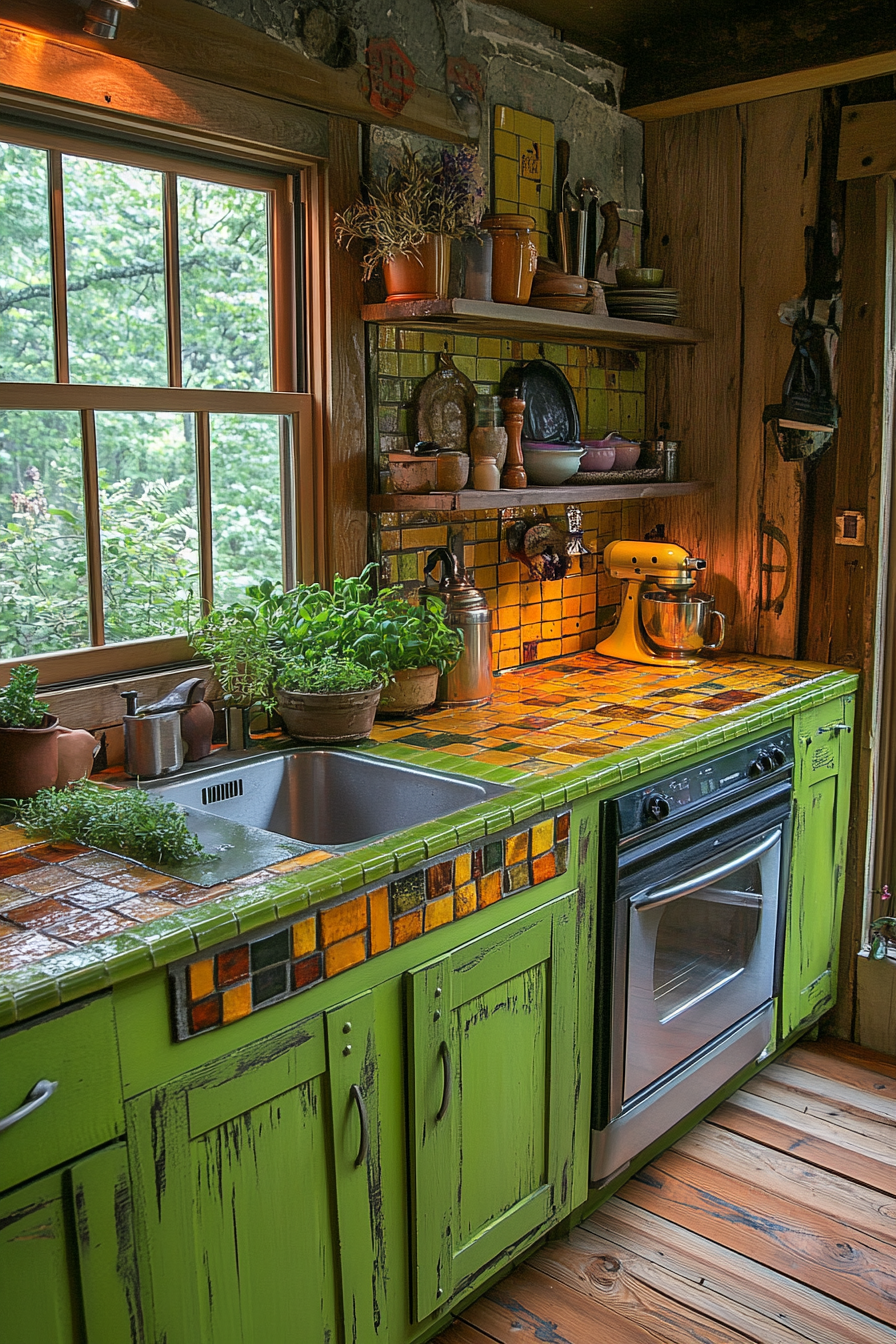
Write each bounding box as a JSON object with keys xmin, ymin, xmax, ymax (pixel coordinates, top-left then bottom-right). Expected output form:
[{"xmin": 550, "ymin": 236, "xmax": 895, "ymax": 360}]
[{"xmin": 502, "ymin": 359, "xmax": 580, "ymax": 444}]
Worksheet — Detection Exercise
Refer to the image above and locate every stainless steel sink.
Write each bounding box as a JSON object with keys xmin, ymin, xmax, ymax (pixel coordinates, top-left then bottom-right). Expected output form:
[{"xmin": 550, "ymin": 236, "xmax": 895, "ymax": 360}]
[{"xmin": 148, "ymin": 749, "xmax": 510, "ymax": 851}]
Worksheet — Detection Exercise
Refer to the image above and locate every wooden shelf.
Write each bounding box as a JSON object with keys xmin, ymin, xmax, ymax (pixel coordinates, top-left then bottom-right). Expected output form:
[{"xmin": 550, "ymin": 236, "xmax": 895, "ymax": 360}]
[
  {"xmin": 360, "ymin": 297, "xmax": 703, "ymax": 349},
  {"xmin": 369, "ymin": 480, "xmax": 711, "ymax": 513}
]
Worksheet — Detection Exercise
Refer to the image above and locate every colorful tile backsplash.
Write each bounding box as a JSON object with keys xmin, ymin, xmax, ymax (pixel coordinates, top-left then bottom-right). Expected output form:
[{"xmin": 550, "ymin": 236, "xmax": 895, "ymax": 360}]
[
  {"xmin": 171, "ymin": 810, "xmax": 571, "ymax": 1039},
  {"xmin": 371, "ymin": 326, "xmax": 647, "ymax": 671}
]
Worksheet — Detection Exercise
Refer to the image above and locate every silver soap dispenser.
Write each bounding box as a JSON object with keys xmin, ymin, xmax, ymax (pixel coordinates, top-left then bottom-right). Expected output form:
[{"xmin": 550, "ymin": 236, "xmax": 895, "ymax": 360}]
[{"xmin": 421, "ymin": 548, "xmax": 493, "ymax": 707}]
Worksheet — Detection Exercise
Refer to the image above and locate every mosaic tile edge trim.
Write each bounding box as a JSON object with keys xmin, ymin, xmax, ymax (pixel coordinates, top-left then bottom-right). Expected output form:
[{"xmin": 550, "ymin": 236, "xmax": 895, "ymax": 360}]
[{"xmin": 171, "ymin": 810, "xmax": 571, "ymax": 1039}]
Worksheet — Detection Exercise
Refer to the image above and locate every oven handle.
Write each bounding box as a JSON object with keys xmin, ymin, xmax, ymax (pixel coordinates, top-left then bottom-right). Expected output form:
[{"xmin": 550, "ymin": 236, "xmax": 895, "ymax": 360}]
[{"xmin": 631, "ymin": 830, "xmax": 780, "ymax": 911}]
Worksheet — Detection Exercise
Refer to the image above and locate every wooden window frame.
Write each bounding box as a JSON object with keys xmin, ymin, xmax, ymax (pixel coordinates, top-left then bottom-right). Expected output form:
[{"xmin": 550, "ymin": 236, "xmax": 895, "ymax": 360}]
[{"xmin": 0, "ymin": 117, "xmax": 326, "ymax": 687}]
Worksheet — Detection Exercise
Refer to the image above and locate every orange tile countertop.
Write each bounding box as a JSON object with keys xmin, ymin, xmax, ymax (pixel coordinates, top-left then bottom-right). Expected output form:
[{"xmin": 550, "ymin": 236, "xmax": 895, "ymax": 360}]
[{"xmin": 0, "ymin": 652, "xmax": 858, "ymax": 1025}]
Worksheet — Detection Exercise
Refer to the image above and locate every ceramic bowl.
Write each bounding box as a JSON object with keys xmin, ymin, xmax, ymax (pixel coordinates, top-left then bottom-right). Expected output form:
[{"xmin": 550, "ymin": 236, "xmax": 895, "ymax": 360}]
[
  {"xmin": 579, "ymin": 442, "xmax": 616, "ymax": 472},
  {"xmin": 521, "ymin": 443, "xmax": 585, "ymax": 485},
  {"xmin": 615, "ymin": 267, "xmax": 665, "ymax": 288},
  {"xmin": 610, "ymin": 440, "xmax": 642, "ymax": 469},
  {"xmin": 531, "ymin": 272, "xmax": 590, "ymax": 297},
  {"xmin": 388, "ymin": 454, "xmax": 438, "ymax": 494}
]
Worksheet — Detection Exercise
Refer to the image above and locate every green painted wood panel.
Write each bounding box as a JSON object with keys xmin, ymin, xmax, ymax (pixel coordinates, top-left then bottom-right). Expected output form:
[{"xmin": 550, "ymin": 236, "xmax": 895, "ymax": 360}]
[
  {"xmin": 783, "ymin": 695, "xmax": 855, "ymax": 1037},
  {"xmin": 0, "ymin": 994, "xmax": 122, "ymax": 1194},
  {"xmin": 0, "ymin": 1170, "xmax": 80, "ymax": 1344},
  {"xmin": 325, "ymin": 993, "xmax": 383, "ymax": 1344},
  {"xmin": 127, "ymin": 1018, "xmax": 341, "ymax": 1344},
  {"xmin": 407, "ymin": 889, "xmax": 581, "ymax": 1322},
  {"xmin": 71, "ymin": 1142, "xmax": 144, "ymax": 1344}
]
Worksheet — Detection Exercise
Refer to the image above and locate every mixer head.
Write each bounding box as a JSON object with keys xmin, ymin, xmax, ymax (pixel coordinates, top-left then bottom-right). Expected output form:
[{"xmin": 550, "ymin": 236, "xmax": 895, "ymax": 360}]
[{"xmin": 601, "ymin": 539, "xmax": 706, "ymax": 591}]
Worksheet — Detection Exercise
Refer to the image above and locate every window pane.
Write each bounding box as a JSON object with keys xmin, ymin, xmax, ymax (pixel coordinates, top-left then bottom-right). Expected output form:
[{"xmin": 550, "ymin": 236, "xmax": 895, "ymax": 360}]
[
  {"xmin": 210, "ymin": 414, "xmax": 283, "ymax": 604},
  {"xmin": 179, "ymin": 178, "xmax": 272, "ymax": 391},
  {"xmin": 63, "ymin": 156, "xmax": 168, "ymax": 386},
  {"xmin": 0, "ymin": 411, "xmax": 90, "ymax": 656},
  {"xmin": 0, "ymin": 143, "xmax": 55, "ymax": 382},
  {"xmin": 95, "ymin": 411, "xmax": 199, "ymax": 642}
]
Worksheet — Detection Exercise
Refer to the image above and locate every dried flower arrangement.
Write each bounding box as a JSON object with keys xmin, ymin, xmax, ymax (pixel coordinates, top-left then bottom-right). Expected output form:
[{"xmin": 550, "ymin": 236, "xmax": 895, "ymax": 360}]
[{"xmin": 334, "ymin": 144, "xmax": 485, "ymax": 280}]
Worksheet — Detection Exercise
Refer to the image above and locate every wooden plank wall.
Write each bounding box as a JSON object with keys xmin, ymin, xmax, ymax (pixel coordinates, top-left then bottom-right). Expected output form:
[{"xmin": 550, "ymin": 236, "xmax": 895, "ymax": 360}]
[{"xmin": 642, "ymin": 91, "xmax": 823, "ymax": 655}]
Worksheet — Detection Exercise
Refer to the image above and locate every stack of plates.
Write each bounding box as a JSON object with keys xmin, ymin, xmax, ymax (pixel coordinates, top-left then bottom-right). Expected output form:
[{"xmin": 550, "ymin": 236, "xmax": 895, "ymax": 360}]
[{"xmin": 604, "ymin": 287, "xmax": 680, "ymax": 324}]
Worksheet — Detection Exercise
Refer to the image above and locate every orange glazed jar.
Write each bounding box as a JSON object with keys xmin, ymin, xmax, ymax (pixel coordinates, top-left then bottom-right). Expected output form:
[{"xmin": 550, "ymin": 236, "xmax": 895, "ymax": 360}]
[{"xmin": 481, "ymin": 215, "xmax": 538, "ymax": 305}]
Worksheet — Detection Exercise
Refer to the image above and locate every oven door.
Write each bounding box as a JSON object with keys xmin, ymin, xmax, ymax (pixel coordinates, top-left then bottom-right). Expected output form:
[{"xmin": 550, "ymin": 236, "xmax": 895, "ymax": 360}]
[{"xmin": 618, "ymin": 778, "xmax": 790, "ymax": 1107}]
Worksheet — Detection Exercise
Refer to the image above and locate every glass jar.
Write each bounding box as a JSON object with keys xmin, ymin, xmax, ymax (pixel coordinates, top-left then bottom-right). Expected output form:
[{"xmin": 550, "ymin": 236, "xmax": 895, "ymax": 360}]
[
  {"xmin": 470, "ymin": 396, "xmax": 507, "ymax": 472},
  {"xmin": 480, "ymin": 215, "xmax": 538, "ymax": 305}
]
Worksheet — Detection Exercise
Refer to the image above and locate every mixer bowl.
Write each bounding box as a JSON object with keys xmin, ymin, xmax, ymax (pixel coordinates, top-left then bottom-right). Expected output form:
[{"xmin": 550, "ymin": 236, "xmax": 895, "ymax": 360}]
[{"xmin": 640, "ymin": 591, "xmax": 726, "ymax": 658}]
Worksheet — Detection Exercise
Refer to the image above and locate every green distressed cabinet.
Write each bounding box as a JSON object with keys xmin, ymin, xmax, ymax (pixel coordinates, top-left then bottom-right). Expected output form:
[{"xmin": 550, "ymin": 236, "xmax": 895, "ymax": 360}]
[
  {"xmin": 782, "ymin": 693, "xmax": 856, "ymax": 1036},
  {"xmin": 126, "ymin": 993, "xmax": 384, "ymax": 1344},
  {"xmin": 0, "ymin": 996, "xmax": 141, "ymax": 1344},
  {"xmin": 406, "ymin": 888, "xmax": 585, "ymax": 1320}
]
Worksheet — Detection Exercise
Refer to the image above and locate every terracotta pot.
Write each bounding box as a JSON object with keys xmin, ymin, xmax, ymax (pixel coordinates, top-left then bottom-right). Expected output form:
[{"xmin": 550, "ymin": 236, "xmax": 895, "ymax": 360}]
[
  {"xmin": 382, "ymin": 234, "xmax": 451, "ymax": 303},
  {"xmin": 275, "ymin": 686, "xmax": 382, "ymax": 743},
  {"xmin": 377, "ymin": 666, "xmax": 440, "ymax": 717},
  {"xmin": 481, "ymin": 215, "xmax": 538, "ymax": 305},
  {"xmin": 55, "ymin": 727, "xmax": 97, "ymax": 787},
  {"xmin": 0, "ymin": 714, "xmax": 60, "ymax": 800}
]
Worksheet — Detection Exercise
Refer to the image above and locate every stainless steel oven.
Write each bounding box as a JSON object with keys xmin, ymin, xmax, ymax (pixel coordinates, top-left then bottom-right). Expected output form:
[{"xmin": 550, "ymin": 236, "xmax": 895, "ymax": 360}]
[{"xmin": 591, "ymin": 730, "xmax": 793, "ymax": 1184}]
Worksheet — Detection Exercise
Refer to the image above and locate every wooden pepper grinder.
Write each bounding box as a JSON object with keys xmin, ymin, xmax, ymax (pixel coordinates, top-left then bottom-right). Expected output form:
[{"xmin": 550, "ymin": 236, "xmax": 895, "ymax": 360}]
[{"xmin": 500, "ymin": 392, "xmax": 527, "ymax": 489}]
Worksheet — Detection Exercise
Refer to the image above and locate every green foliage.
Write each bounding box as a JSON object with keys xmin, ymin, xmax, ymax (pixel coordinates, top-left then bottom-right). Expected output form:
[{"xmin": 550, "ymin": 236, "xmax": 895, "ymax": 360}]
[
  {"xmin": 278, "ymin": 654, "xmax": 383, "ymax": 695},
  {"xmin": 17, "ymin": 780, "xmax": 207, "ymax": 865},
  {"xmin": 186, "ymin": 599, "xmax": 281, "ymax": 711},
  {"xmin": 334, "ymin": 144, "xmax": 485, "ymax": 280},
  {"xmin": 0, "ymin": 663, "xmax": 50, "ymax": 728},
  {"xmin": 0, "ymin": 138, "xmax": 282, "ymax": 657},
  {"xmin": 371, "ymin": 589, "xmax": 464, "ymax": 675}
]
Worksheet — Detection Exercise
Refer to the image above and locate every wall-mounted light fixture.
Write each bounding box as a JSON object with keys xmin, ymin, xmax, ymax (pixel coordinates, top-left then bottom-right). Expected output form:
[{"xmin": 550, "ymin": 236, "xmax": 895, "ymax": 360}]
[{"xmin": 82, "ymin": 0, "xmax": 140, "ymax": 40}]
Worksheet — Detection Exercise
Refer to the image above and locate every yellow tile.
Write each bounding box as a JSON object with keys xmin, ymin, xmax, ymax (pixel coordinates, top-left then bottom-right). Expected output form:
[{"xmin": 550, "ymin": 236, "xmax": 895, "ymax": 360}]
[
  {"xmin": 498, "ymin": 651, "xmax": 519, "ymax": 670},
  {"xmin": 292, "ymin": 917, "xmax": 316, "ymax": 959},
  {"xmin": 505, "ymin": 832, "xmax": 529, "ymax": 864},
  {"xmin": 402, "ymin": 526, "xmax": 447, "ymax": 550},
  {"xmin": 561, "ymin": 636, "xmax": 582, "ymax": 654},
  {"xmin": 493, "ymin": 156, "xmax": 519, "ymax": 203},
  {"xmin": 494, "ymin": 104, "xmax": 516, "ymax": 131},
  {"xmin": 188, "ymin": 959, "xmax": 215, "ymax": 1001},
  {"xmin": 543, "ymin": 600, "xmax": 562, "ymax": 621},
  {"xmin": 0, "ymin": 825, "xmax": 28, "ymax": 855},
  {"xmin": 515, "ymin": 110, "xmax": 544, "ymax": 142},
  {"xmin": 498, "ymin": 629, "xmax": 518, "ymax": 652},
  {"xmin": 454, "ymin": 851, "xmax": 472, "ymax": 885},
  {"xmin": 562, "ymin": 617, "xmax": 581, "ymax": 636},
  {"xmin": 474, "ymin": 541, "xmax": 498, "ymax": 566},
  {"xmin": 493, "ymin": 128, "xmax": 517, "ymax": 157},
  {"xmin": 270, "ymin": 849, "xmax": 331, "ymax": 872},
  {"xmin": 531, "ymin": 819, "xmax": 554, "ymax": 856},
  {"xmin": 369, "ymin": 886, "xmax": 392, "ymax": 955},
  {"xmin": 222, "ymin": 982, "xmax": 252, "ymax": 1024},
  {"xmin": 476, "ymin": 565, "xmax": 497, "ymax": 593},
  {"xmin": 425, "ymin": 895, "xmax": 454, "ymax": 931},
  {"xmin": 455, "ymin": 882, "xmax": 478, "ymax": 918},
  {"xmin": 325, "ymin": 933, "xmax": 367, "ymax": 977},
  {"xmin": 320, "ymin": 894, "xmax": 367, "ymax": 947},
  {"xmin": 498, "ymin": 561, "xmax": 519, "ymax": 584},
  {"xmin": 540, "ymin": 640, "xmax": 562, "ymax": 658},
  {"xmin": 479, "ymin": 871, "xmax": 503, "ymax": 907},
  {"xmin": 498, "ymin": 583, "xmax": 520, "ymax": 607},
  {"xmin": 380, "ymin": 529, "xmax": 400, "ymax": 551},
  {"xmin": 478, "ymin": 338, "xmax": 501, "ymax": 357}
]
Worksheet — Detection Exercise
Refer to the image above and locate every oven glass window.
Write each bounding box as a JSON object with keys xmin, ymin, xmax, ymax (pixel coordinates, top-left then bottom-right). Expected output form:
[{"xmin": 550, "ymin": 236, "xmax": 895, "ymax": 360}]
[{"xmin": 653, "ymin": 858, "xmax": 763, "ymax": 1023}]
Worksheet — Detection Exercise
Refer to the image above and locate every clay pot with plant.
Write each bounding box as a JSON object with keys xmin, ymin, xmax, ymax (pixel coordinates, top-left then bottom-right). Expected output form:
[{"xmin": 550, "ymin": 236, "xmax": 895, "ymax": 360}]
[
  {"xmin": 275, "ymin": 655, "xmax": 384, "ymax": 742},
  {"xmin": 371, "ymin": 588, "xmax": 465, "ymax": 716},
  {"xmin": 334, "ymin": 144, "xmax": 485, "ymax": 301},
  {"xmin": 0, "ymin": 664, "xmax": 59, "ymax": 800}
]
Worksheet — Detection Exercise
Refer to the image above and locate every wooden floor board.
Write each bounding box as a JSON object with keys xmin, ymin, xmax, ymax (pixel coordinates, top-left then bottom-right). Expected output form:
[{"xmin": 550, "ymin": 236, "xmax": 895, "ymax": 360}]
[{"xmin": 435, "ymin": 1041, "xmax": 896, "ymax": 1344}]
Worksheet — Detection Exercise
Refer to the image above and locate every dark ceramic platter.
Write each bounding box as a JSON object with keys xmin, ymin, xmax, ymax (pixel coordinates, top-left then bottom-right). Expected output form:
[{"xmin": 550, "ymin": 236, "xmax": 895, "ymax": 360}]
[{"xmin": 503, "ymin": 359, "xmax": 581, "ymax": 445}]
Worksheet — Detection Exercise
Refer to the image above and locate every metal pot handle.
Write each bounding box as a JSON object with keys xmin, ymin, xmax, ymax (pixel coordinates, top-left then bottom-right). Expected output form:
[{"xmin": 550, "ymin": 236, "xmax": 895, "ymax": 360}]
[{"xmin": 703, "ymin": 609, "xmax": 726, "ymax": 651}]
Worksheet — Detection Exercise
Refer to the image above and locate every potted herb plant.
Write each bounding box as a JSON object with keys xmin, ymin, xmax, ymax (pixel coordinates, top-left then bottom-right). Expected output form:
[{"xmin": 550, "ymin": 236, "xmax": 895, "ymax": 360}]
[
  {"xmin": 334, "ymin": 144, "xmax": 485, "ymax": 301},
  {"xmin": 275, "ymin": 655, "xmax": 384, "ymax": 742},
  {"xmin": 372, "ymin": 588, "xmax": 465, "ymax": 715},
  {"xmin": 0, "ymin": 664, "xmax": 59, "ymax": 799}
]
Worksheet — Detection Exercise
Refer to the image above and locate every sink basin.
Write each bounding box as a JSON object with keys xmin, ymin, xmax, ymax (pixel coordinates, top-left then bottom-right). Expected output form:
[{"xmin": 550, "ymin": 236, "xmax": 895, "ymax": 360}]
[{"xmin": 148, "ymin": 749, "xmax": 510, "ymax": 851}]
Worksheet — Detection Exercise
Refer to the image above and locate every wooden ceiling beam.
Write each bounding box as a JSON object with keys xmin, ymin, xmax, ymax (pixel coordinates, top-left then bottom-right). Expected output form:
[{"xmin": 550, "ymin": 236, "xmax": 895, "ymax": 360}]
[{"xmin": 627, "ymin": 51, "xmax": 896, "ymax": 122}]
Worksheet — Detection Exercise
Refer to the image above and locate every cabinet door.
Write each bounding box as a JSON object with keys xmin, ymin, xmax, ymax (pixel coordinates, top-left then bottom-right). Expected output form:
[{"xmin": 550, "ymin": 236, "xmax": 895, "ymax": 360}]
[
  {"xmin": 128, "ymin": 996, "xmax": 381, "ymax": 1344},
  {"xmin": 407, "ymin": 890, "xmax": 580, "ymax": 1320},
  {"xmin": 782, "ymin": 695, "xmax": 855, "ymax": 1036},
  {"xmin": 0, "ymin": 1143, "xmax": 141, "ymax": 1344}
]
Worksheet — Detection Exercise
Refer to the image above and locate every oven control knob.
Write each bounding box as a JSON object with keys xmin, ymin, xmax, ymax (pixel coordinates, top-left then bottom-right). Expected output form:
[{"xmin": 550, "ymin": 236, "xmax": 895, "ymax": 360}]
[
  {"xmin": 749, "ymin": 752, "xmax": 773, "ymax": 776},
  {"xmin": 769, "ymin": 746, "xmax": 788, "ymax": 769},
  {"xmin": 645, "ymin": 794, "xmax": 671, "ymax": 823}
]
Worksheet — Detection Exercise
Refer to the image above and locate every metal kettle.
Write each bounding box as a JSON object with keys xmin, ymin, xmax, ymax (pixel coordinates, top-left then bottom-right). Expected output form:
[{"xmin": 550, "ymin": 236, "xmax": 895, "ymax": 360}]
[{"xmin": 421, "ymin": 548, "xmax": 493, "ymax": 707}]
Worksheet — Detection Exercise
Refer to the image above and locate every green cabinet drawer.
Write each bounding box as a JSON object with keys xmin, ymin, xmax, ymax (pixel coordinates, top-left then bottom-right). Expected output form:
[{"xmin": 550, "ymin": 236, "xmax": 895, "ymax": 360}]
[
  {"xmin": 0, "ymin": 995, "xmax": 123, "ymax": 1193},
  {"xmin": 795, "ymin": 696, "xmax": 854, "ymax": 787}
]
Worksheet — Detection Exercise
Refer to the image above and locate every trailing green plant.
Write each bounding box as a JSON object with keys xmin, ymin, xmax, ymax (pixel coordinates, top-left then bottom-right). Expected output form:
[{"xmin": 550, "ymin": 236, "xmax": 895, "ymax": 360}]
[
  {"xmin": 278, "ymin": 654, "xmax": 384, "ymax": 696},
  {"xmin": 185, "ymin": 598, "xmax": 280, "ymax": 711},
  {"xmin": 333, "ymin": 144, "xmax": 485, "ymax": 280},
  {"xmin": 17, "ymin": 780, "xmax": 207, "ymax": 865},
  {"xmin": 0, "ymin": 663, "xmax": 50, "ymax": 728}
]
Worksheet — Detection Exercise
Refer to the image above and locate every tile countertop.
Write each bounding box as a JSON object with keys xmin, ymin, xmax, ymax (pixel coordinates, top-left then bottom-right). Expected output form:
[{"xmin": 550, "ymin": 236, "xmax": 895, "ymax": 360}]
[{"xmin": 0, "ymin": 652, "xmax": 858, "ymax": 1027}]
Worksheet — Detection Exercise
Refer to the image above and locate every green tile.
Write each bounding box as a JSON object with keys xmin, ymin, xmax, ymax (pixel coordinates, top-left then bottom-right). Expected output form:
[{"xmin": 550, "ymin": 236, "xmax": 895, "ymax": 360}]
[
  {"xmin": 272, "ymin": 886, "xmax": 313, "ymax": 920},
  {"xmin": 140, "ymin": 915, "xmax": 200, "ymax": 967},
  {"xmin": 99, "ymin": 933, "xmax": 155, "ymax": 981},
  {"xmin": 398, "ymin": 552, "xmax": 420, "ymax": 581},
  {"xmin": 379, "ymin": 351, "xmax": 398, "ymax": 376},
  {"xmin": 191, "ymin": 906, "xmax": 242, "ymax": 949},
  {"xmin": 424, "ymin": 330, "xmax": 451, "ymax": 352},
  {"xmin": 482, "ymin": 804, "xmax": 515, "ymax": 833},
  {"xmin": 454, "ymin": 335, "xmax": 478, "ymax": 356},
  {"xmin": 379, "ymin": 327, "xmax": 397, "ymax": 349},
  {"xmin": 452, "ymin": 356, "xmax": 476, "ymax": 379},
  {"xmin": 379, "ymin": 377, "xmax": 402, "ymax": 402},
  {"xmin": 475, "ymin": 358, "xmax": 502, "ymax": 382},
  {"xmin": 11, "ymin": 967, "xmax": 62, "ymax": 1021},
  {"xmin": 422, "ymin": 823, "xmax": 461, "ymax": 859},
  {"xmin": 398, "ymin": 352, "xmax": 427, "ymax": 378},
  {"xmin": 542, "ymin": 343, "xmax": 567, "ymax": 365},
  {"xmin": 391, "ymin": 833, "xmax": 429, "ymax": 871},
  {"xmin": 359, "ymin": 846, "xmax": 398, "ymax": 884},
  {"xmin": 0, "ymin": 985, "xmax": 16, "ymax": 1029},
  {"xmin": 55, "ymin": 953, "xmax": 113, "ymax": 1002}
]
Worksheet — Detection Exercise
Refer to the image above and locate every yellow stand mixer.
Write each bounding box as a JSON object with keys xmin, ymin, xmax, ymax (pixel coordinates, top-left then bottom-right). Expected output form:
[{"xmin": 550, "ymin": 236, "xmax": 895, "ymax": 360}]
[{"xmin": 596, "ymin": 539, "xmax": 724, "ymax": 666}]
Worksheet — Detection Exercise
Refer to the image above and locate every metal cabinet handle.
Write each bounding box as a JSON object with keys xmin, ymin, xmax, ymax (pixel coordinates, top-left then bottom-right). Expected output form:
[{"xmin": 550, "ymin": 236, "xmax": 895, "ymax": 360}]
[
  {"xmin": 349, "ymin": 1083, "xmax": 369, "ymax": 1168},
  {"xmin": 632, "ymin": 831, "xmax": 780, "ymax": 910},
  {"xmin": 436, "ymin": 1041, "xmax": 452, "ymax": 1122},
  {"xmin": 0, "ymin": 1079, "xmax": 58, "ymax": 1134},
  {"xmin": 816, "ymin": 723, "xmax": 851, "ymax": 736}
]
